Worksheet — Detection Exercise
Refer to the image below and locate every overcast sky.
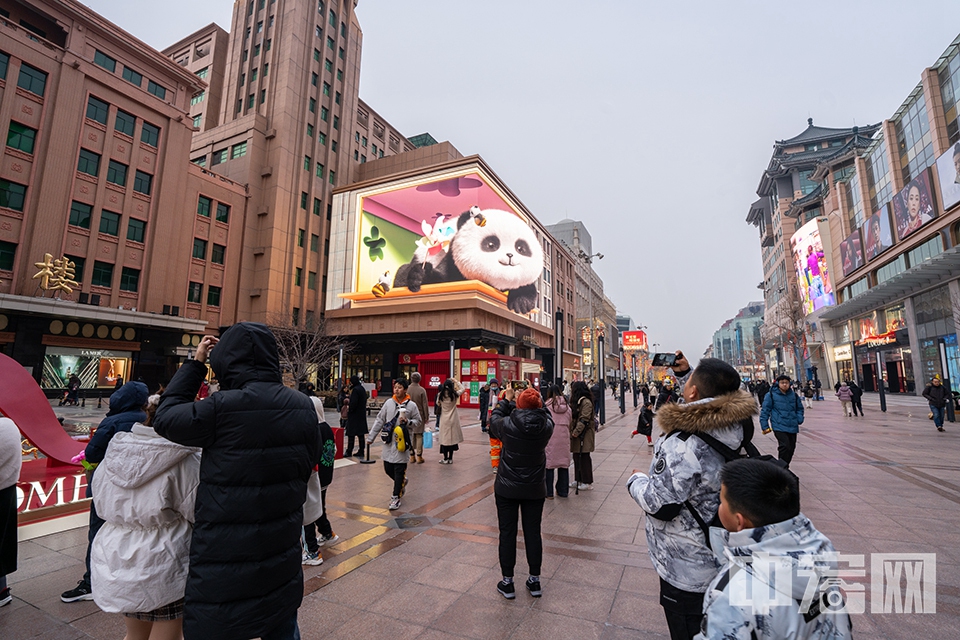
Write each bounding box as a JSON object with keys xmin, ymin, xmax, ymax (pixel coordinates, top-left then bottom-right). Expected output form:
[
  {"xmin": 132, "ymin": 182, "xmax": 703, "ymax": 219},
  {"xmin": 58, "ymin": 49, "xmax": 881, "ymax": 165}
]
[{"xmin": 87, "ymin": 0, "xmax": 960, "ymax": 360}]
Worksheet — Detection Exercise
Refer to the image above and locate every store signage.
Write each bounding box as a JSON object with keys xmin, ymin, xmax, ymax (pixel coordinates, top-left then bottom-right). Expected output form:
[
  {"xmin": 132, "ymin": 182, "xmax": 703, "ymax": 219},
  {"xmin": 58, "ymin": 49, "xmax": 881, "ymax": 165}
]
[
  {"xmin": 834, "ymin": 345, "xmax": 853, "ymax": 361},
  {"xmin": 32, "ymin": 253, "xmax": 79, "ymax": 294},
  {"xmin": 622, "ymin": 331, "xmax": 648, "ymax": 351},
  {"xmin": 856, "ymin": 330, "xmax": 898, "ymax": 348},
  {"xmin": 17, "ymin": 473, "xmax": 88, "ymax": 513},
  {"xmin": 520, "ymin": 335, "xmax": 538, "ymax": 348},
  {"xmin": 428, "ymin": 375, "xmax": 442, "ymax": 388}
]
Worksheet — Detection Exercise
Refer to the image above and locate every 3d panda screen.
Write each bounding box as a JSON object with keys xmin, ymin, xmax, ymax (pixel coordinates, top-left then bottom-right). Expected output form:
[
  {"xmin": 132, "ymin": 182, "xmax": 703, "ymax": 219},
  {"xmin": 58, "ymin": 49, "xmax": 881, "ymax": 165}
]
[{"xmin": 352, "ymin": 172, "xmax": 544, "ymax": 315}]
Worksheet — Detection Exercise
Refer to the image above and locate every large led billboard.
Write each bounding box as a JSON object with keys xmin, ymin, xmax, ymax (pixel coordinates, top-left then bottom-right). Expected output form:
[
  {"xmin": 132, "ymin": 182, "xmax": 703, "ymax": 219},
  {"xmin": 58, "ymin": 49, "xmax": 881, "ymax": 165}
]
[
  {"xmin": 839, "ymin": 229, "xmax": 864, "ymax": 277},
  {"xmin": 863, "ymin": 206, "xmax": 894, "ymax": 261},
  {"xmin": 935, "ymin": 142, "xmax": 960, "ymax": 213},
  {"xmin": 790, "ymin": 218, "xmax": 834, "ymax": 314},
  {"xmin": 892, "ymin": 170, "xmax": 936, "ymax": 241},
  {"xmin": 340, "ymin": 172, "xmax": 545, "ymax": 315},
  {"xmin": 622, "ymin": 331, "xmax": 648, "ymax": 351}
]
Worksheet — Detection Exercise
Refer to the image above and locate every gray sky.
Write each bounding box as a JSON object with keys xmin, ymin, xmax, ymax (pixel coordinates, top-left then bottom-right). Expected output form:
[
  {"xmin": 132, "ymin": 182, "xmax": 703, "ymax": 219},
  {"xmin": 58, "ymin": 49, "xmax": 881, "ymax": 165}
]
[{"xmin": 88, "ymin": 0, "xmax": 960, "ymax": 359}]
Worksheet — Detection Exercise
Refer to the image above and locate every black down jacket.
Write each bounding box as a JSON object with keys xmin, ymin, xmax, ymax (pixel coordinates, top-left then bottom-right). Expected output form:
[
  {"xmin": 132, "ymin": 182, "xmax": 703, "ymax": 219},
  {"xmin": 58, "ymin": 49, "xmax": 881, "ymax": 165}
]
[
  {"xmin": 489, "ymin": 400, "xmax": 554, "ymax": 500},
  {"xmin": 154, "ymin": 323, "xmax": 320, "ymax": 640}
]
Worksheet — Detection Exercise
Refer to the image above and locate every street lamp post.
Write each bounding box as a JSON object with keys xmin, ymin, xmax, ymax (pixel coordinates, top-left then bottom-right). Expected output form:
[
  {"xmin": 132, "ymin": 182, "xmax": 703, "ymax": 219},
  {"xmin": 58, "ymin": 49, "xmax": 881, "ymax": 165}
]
[
  {"xmin": 619, "ymin": 339, "xmax": 626, "ymax": 415},
  {"xmin": 598, "ymin": 333, "xmax": 606, "ymax": 426},
  {"xmin": 577, "ymin": 250, "xmax": 603, "ymax": 382}
]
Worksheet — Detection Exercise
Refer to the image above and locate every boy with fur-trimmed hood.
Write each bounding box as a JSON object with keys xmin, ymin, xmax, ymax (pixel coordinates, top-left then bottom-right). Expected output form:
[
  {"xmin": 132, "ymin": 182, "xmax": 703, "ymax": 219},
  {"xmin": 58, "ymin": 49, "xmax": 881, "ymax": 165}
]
[{"xmin": 627, "ymin": 355, "xmax": 757, "ymax": 640}]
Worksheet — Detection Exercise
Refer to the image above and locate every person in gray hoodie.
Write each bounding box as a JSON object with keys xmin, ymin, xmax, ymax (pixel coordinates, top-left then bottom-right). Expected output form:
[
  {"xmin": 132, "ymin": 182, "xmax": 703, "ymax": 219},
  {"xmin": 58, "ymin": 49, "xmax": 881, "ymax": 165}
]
[{"xmin": 696, "ymin": 459, "xmax": 853, "ymax": 639}]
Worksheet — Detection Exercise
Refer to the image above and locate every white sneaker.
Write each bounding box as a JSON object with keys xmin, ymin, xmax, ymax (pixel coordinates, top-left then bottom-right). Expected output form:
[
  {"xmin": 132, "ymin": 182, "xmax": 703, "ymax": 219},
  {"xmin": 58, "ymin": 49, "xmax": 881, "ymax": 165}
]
[
  {"xmin": 389, "ymin": 496, "xmax": 401, "ymax": 510},
  {"xmin": 569, "ymin": 481, "xmax": 579, "ymax": 488},
  {"xmin": 302, "ymin": 551, "xmax": 323, "ymax": 566},
  {"xmin": 319, "ymin": 533, "xmax": 340, "ymax": 546},
  {"xmin": 647, "ymin": 441, "xmax": 654, "ymax": 447},
  {"xmin": 578, "ymin": 483, "xmax": 593, "ymax": 490}
]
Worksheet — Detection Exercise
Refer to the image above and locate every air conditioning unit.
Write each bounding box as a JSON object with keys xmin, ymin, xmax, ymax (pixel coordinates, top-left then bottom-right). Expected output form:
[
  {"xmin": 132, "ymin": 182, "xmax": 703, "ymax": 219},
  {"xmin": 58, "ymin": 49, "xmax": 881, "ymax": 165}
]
[
  {"xmin": 162, "ymin": 304, "xmax": 171, "ymax": 315},
  {"xmin": 79, "ymin": 293, "xmax": 89, "ymax": 304},
  {"xmin": 171, "ymin": 306, "xmax": 180, "ymax": 317},
  {"xmin": 89, "ymin": 294, "xmax": 101, "ymax": 306}
]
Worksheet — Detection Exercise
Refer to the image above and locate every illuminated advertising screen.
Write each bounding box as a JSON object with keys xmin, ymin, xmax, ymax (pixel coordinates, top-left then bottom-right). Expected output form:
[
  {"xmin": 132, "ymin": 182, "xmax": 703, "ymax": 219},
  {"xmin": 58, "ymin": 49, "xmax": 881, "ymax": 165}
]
[
  {"xmin": 892, "ymin": 170, "xmax": 936, "ymax": 241},
  {"xmin": 790, "ymin": 219, "xmax": 834, "ymax": 314},
  {"xmin": 863, "ymin": 206, "xmax": 894, "ymax": 261},
  {"xmin": 935, "ymin": 142, "xmax": 960, "ymax": 213},
  {"xmin": 839, "ymin": 229, "xmax": 864, "ymax": 277},
  {"xmin": 341, "ymin": 172, "xmax": 544, "ymax": 315},
  {"xmin": 622, "ymin": 330, "xmax": 648, "ymax": 351}
]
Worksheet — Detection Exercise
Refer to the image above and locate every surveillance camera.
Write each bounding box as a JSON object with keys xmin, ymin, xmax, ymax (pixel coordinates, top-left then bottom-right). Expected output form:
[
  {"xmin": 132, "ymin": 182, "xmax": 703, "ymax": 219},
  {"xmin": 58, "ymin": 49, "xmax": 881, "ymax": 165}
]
[{"xmin": 598, "ymin": 253, "xmax": 604, "ymax": 260}]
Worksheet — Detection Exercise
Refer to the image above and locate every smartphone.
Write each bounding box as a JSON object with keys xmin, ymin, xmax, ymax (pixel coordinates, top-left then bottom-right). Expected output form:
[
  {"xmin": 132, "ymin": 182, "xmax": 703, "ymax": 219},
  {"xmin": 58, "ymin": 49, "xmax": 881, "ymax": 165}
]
[{"xmin": 651, "ymin": 353, "xmax": 678, "ymax": 367}]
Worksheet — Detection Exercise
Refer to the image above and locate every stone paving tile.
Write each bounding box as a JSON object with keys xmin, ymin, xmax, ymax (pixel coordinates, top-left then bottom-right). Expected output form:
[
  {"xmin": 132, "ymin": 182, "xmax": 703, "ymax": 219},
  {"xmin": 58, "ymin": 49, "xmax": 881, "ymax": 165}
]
[{"xmin": 11, "ymin": 394, "xmax": 960, "ymax": 638}]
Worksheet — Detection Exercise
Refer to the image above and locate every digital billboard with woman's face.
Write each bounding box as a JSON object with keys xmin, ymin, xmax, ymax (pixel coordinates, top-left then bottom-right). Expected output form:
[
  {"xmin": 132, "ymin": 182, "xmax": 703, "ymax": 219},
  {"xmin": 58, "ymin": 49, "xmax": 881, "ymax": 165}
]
[
  {"xmin": 839, "ymin": 229, "xmax": 864, "ymax": 277},
  {"xmin": 935, "ymin": 142, "xmax": 960, "ymax": 212},
  {"xmin": 863, "ymin": 206, "xmax": 893, "ymax": 261},
  {"xmin": 892, "ymin": 170, "xmax": 936, "ymax": 241}
]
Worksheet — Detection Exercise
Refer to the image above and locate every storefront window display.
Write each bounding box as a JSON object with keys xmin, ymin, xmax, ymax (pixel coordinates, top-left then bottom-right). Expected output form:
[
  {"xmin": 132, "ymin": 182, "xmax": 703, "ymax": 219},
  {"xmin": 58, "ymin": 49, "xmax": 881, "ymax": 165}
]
[
  {"xmin": 914, "ymin": 285, "xmax": 959, "ymax": 386},
  {"xmin": 853, "ymin": 304, "xmax": 914, "ymax": 393},
  {"xmin": 41, "ymin": 347, "xmax": 133, "ymax": 389}
]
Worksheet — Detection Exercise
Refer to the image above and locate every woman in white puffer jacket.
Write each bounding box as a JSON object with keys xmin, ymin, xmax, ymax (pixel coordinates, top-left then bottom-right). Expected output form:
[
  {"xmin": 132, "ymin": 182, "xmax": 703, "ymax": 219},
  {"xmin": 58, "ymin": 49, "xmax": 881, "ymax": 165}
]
[{"xmin": 90, "ymin": 394, "xmax": 200, "ymax": 640}]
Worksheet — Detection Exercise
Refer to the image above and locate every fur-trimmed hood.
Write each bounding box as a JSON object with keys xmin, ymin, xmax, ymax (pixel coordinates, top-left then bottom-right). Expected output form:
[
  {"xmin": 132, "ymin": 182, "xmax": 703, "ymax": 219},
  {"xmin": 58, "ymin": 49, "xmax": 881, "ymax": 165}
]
[{"xmin": 655, "ymin": 389, "xmax": 757, "ymax": 435}]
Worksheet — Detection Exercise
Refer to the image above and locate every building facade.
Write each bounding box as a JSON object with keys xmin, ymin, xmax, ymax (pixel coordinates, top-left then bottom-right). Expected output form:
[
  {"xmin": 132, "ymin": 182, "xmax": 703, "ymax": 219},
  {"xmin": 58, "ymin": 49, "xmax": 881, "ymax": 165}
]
[
  {"xmin": 0, "ymin": 0, "xmax": 249, "ymax": 391},
  {"xmin": 710, "ymin": 301, "xmax": 765, "ymax": 380}
]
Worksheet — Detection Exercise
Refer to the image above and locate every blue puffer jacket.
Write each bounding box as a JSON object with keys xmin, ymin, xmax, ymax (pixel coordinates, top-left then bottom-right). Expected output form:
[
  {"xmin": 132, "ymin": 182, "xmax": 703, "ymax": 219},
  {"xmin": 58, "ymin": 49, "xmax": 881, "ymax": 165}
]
[
  {"xmin": 760, "ymin": 387, "xmax": 804, "ymax": 434},
  {"xmin": 83, "ymin": 381, "xmax": 149, "ymax": 498}
]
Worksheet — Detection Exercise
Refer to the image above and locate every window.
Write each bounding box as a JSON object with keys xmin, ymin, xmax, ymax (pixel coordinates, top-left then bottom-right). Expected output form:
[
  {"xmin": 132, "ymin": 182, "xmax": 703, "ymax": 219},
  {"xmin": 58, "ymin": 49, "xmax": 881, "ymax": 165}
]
[
  {"xmin": 304, "ymin": 155, "xmax": 311, "ymax": 170},
  {"xmin": 300, "ymin": 192, "xmax": 308, "ymax": 209},
  {"xmin": 106, "ymin": 160, "xmax": 128, "ymax": 186},
  {"xmin": 297, "ymin": 228, "xmax": 305, "ymax": 247},
  {"xmin": 315, "ymin": 162, "xmax": 324, "ymax": 178},
  {"xmin": 295, "ymin": 267, "xmax": 302, "ymax": 286},
  {"xmin": 192, "ymin": 156, "xmax": 206, "ymax": 167},
  {"xmin": 876, "ymin": 255, "xmax": 907, "ymax": 284},
  {"xmin": 269, "ymin": 15, "xmax": 274, "ymax": 27},
  {"xmin": 907, "ymin": 235, "xmax": 943, "ymax": 267},
  {"xmin": 312, "ymin": 72, "xmax": 319, "ymax": 87},
  {"xmin": 310, "ymin": 233, "xmax": 319, "ymax": 251},
  {"xmin": 122, "ymin": 66, "xmax": 142, "ymax": 86},
  {"xmin": 115, "ymin": 110, "xmax": 136, "ymax": 136},
  {"xmin": 309, "ymin": 98, "xmax": 316, "ymax": 113},
  {"xmin": 99, "ymin": 210, "xmax": 120, "ymax": 236},
  {"xmin": 77, "ymin": 149, "xmax": 101, "ymax": 176},
  {"xmin": 94, "ymin": 50, "xmax": 116, "ymax": 72},
  {"xmin": 325, "ymin": 59, "xmax": 333, "ymax": 72},
  {"xmin": 18, "ymin": 63, "xmax": 46, "ymax": 96},
  {"xmin": 207, "ymin": 285, "xmax": 221, "ymax": 307},
  {"xmin": 243, "ymin": 49, "xmax": 248, "ymax": 62},
  {"xmin": 0, "ymin": 52, "xmax": 7, "ymax": 80},
  {"xmin": 67, "ymin": 255, "xmax": 84, "ymax": 282},
  {"xmin": 0, "ymin": 180, "xmax": 27, "ymax": 211},
  {"xmin": 360, "ymin": 155, "xmax": 366, "ymax": 163},
  {"xmin": 337, "ymin": 69, "xmax": 342, "ymax": 82},
  {"xmin": 146, "ymin": 80, "xmax": 166, "ymax": 100},
  {"xmin": 0, "ymin": 240, "xmax": 16, "ymax": 271},
  {"xmin": 338, "ymin": 47, "xmax": 344, "ymax": 60},
  {"xmin": 307, "ymin": 123, "xmax": 314, "ymax": 137},
  {"xmin": 332, "ymin": 115, "xmax": 339, "ymax": 130},
  {"xmin": 196, "ymin": 67, "xmax": 209, "ymax": 79},
  {"xmin": 940, "ymin": 50, "xmax": 960, "ymax": 144},
  {"xmin": 319, "ymin": 132, "xmax": 326, "ymax": 145},
  {"xmin": 7, "ymin": 122, "xmax": 36, "ymax": 154},
  {"xmin": 362, "ymin": 136, "xmax": 367, "ymax": 147},
  {"xmin": 316, "ymin": 25, "xmax": 322, "ymax": 38},
  {"xmin": 327, "ymin": 36, "xmax": 335, "ymax": 50},
  {"xmin": 211, "ymin": 244, "xmax": 225, "ymax": 264},
  {"xmin": 251, "ymin": 68, "xmax": 258, "ymax": 82},
  {"xmin": 308, "ymin": 271, "xmax": 317, "ymax": 290},
  {"xmin": 265, "ymin": 39, "xmax": 271, "ymax": 52},
  {"xmin": 193, "ymin": 114, "xmax": 202, "ymax": 128},
  {"xmin": 353, "ymin": 150, "xmax": 358, "ymax": 161},
  {"xmin": 240, "ymin": 73, "xmax": 245, "ymax": 87},
  {"xmin": 331, "ymin": 139, "xmax": 337, "ymax": 152},
  {"xmin": 247, "ymin": 94, "xmax": 254, "ymax": 109},
  {"xmin": 91, "ymin": 261, "xmax": 113, "ymax": 287},
  {"xmin": 372, "ymin": 144, "xmax": 378, "ymax": 154},
  {"xmin": 341, "ymin": 22, "xmax": 346, "ymax": 38},
  {"xmin": 188, "ymin": 282, "xmax": 203, "ymax": 303},
  {"xmin": 86, "ymin": 96, "xmax": 109, "ymax": 124},
  {"xmin": 212, "ymin": 148, "xmax": 227, "ymax": 165},
  {"xmin": 894, "ymin": 90, "xmax": 935, "ymax": 183},
  {"xmin": 322, "ymin": 81, "xmax": 330, "ymax": 96},
  {"xmin": 197, "ymin": 196, "xmax": 212, "ymax": 217},
  {"xmin": 191, "ymin": 91, "xmax": 205, "ymax": 106},
  {"xmin": 216, "ymin": 203, "xmax": 230, "ymax": 223},
  {"xmin": 292, "ymin": 307, "xmax": 300, "ymax": 325},
  {"xmin": 69, "ymin": 201, "xmax": 92, "ymax": 228},
  {"xmin": 324, "ymin": 239, "xmax": 329, "ymax": 255},
  {"xmin": 260, "ymin": 89, "xmax": 265, "ymax": 104},
  {"xmin": 193, "ymin": 238, "xmax": 207, "ymax": 259},
  {"xmin": 141, "ymin": 122, "xmax": 160, "ymax": 147},
  {"xmin": 133, "ymin": 170, "xmax": 152, "ymax": 195},
  {"xmin": 313, "ymin": 197, "xmax": 321, "ymax": 215},
  {"xmin": 314, "ymin": 48, "xmax": 321, "ymax": 61},
  {"xmin": 231, "ymin": 142, "xmax": 247, "ymax": 158},
  {"xmin": 320, "ymin": 106, "xmax": 328, "ymax": 121},
  {"xmin": 354, "ymin": 131, "xmax": 360, "ymax": 143},
  {"xmin": 127, "ymin": 218, "xmax": 145, "ymax": 243},
  {"xmin": 120, "ymin": 267, "xmax": 140, "ymax": 292},
  {"xmin": 257, "ymin": 20, "xmax": 263, "ymax": 33},
  {"xmin": 263, "ymin": 63, "xmax": 269, "ymax": 77},
  {"xmin": 335, "ymin": 91, "xmax": 341, "ymax": 105},
  {"xmin": 329, "ymin": 8, "xmax": 337, "ymax": 26},
  {"xmin": 254, "ymin": 44, "xmax": 260, "ymax": 57},
  {"xmin": 329, "ymin": 170, "xmax": 335, "ymax": 185}
]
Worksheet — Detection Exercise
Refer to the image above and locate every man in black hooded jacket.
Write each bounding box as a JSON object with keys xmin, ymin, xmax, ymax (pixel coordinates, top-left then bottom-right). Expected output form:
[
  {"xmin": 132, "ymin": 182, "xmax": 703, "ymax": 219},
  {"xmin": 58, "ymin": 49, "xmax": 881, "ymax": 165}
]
[{"xmin": 154, "ymin": 323, "xmax": 320, "ymax": 640}]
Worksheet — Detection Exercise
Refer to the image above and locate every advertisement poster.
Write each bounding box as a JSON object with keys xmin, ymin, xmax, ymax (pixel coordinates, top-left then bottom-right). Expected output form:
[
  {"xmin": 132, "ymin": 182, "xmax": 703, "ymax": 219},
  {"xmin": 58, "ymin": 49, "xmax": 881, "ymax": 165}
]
[
  {"xmin": 863, "ymin": 207, "xmax": 894, "ymax": 261},
  {"xmin": 935, "ymin": 143, "xmax": 960, "ymax": 213},
  {"xmin": 469, "ymin": 381, "xmax": 480, "ymax": 404},
  {"xmin": 461, "ymin": 361, "xmax": 471, "ymax": 376},
  {"xmin": 97, "ymin": 358, "xmax": 127, "ymax": 387},
  {"xmin": 790, "ymin": 219, "xmax": 835, "ymax": 314},
  {"xmin": 622, "ymin": 330, "xmax": 648, "ymax": 351},
  {"xmin": 487, "ymin": 362, "xmax": 497, "ymax": 381},
  {"xmin": 347, "ymin": 172, "xmax": 545, "ymax": 315},
  {"xmin": 41, "ymin": 347, "xmax": 132, "ymax": 389},
  {"xmin": 839, "ymin": 230, "xmax": 864, "ymax": 277},
  {"xmin": 478, "ymin": 360, "xmax": 488, "ymax": 376},
  {"xmin": 892, "ymin": 170, "xmax": 936, "ymax": 241}
]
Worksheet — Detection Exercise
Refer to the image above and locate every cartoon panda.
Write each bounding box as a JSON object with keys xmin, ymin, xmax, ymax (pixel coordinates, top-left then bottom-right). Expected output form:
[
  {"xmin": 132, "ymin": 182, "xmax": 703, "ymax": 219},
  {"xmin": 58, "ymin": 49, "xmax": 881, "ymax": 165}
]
[{"xmin": 393, "ymin": 207, "xmax": 543, "ymax": 314}]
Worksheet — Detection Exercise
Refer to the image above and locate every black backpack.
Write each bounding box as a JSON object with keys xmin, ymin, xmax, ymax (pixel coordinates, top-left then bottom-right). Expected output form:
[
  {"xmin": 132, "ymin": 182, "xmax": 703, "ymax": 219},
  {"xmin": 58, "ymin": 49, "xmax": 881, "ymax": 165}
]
[{"xmin": 673, "ymin": 417, "xmax": 794, "ymax": 547}]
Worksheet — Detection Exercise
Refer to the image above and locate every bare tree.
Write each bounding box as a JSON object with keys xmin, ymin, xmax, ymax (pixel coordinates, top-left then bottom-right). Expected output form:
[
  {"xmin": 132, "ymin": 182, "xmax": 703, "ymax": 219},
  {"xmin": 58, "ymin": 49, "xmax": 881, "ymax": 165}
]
[
  {"xmin": 764, "ymin": 296, "xmax": 809, "ymax": 379},
  {"xmin": 266, "ymin": 311, "xmax": 354, "ymax": 390}
]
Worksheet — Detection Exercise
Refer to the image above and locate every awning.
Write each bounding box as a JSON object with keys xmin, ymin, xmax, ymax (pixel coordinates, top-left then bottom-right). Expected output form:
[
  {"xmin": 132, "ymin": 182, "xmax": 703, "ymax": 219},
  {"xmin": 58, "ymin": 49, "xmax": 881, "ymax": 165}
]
[{"xmin": 820, "ymin": 245, "xmax": 960, "ymax": 323}]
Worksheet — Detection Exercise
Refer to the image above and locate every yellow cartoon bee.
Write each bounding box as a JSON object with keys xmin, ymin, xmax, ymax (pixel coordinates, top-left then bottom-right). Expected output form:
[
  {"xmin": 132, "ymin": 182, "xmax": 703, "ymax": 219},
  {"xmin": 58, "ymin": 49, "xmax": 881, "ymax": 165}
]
[{"xmin": 372, "ymin": 271, "xmax": 391, "ymax": 297}]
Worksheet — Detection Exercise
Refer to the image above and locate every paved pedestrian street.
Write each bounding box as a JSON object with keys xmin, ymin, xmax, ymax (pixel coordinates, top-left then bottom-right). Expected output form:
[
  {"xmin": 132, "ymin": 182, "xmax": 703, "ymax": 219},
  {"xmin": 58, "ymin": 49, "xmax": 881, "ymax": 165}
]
[{"xmin": 4, "ymin": 393, "xmax": 958, "ymax": 638}]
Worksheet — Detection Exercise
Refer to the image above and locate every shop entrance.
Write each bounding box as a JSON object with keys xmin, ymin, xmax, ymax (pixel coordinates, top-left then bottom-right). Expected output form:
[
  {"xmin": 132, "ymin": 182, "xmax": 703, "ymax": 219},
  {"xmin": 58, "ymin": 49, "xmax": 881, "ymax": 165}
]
[
  {"xmin": 886, "ymin": 361, "xmax": 907, "ymax": 393},
  {"xmin": 861, "ymin": 363, "xmax": 876, "ymax": 392}
]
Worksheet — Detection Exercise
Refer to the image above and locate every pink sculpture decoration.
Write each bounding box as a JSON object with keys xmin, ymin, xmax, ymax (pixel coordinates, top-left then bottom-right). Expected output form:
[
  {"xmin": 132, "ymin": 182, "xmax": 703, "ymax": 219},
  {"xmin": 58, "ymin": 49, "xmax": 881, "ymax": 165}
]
[{"xmin": 0, "ymin": 352, "xmax": 84, "ymax": 465}]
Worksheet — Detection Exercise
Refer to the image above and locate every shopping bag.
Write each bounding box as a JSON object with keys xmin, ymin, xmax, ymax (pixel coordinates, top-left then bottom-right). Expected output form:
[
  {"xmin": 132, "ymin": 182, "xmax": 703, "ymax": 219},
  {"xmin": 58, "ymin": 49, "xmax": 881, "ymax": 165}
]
[{"xmin": 423, "ymin": 430, "xmax": 433, "ymax": 448}]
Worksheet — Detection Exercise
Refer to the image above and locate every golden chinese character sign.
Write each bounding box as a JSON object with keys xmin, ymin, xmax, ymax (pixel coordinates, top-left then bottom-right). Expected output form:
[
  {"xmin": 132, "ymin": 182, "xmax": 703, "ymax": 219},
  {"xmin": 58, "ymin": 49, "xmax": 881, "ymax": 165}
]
[{"xmin": 33, "ymin": 253, "xmax": 79, "ymax": 294}]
